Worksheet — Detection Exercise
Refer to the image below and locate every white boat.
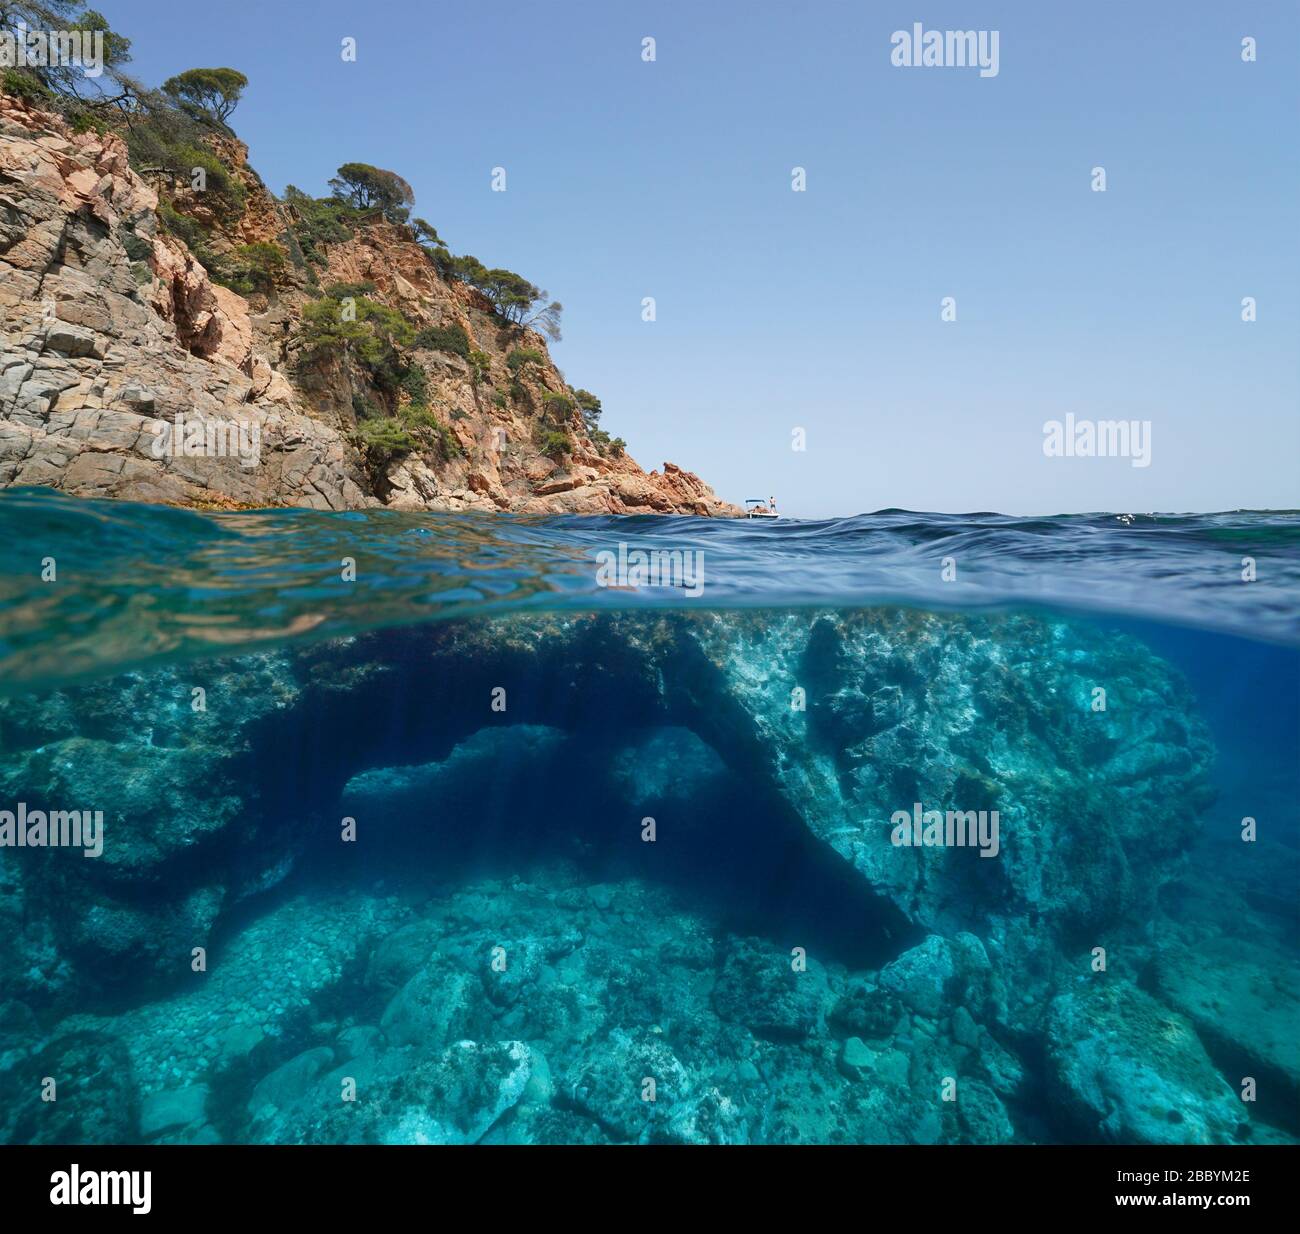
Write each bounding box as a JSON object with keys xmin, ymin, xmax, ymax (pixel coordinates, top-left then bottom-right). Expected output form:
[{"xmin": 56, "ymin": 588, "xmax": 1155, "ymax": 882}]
[{"xmin": 745, "ymin": 499, "xmax": 779, "ymax": 519}]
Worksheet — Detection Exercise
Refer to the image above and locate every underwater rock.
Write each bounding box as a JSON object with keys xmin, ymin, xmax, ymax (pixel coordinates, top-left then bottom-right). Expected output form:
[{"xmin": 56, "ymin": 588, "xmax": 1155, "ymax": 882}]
[
  {"xmin": 0, "ymin": 999, "xmax": 38, "ymax": 1074},
  {"xmin": 711, "ymin": 937, "xmax": 828, "ymax": 1041},
  {"xmin": 566, "ymin": 1024, "xmax": 712, "ymax": 1139},
  {"xmin": 248, "ymin": 1047, "xmax": 335, "ymax": 1127},
  {"xmin": 0, "ymin": 1030, "xmax": 139, "ymax": 1144},
  {"xmin": 366, "ymin": 921, "xmax": 445, "ymax": 996},
  {"xmin": 838, "ymin": 1036, "xmax": 876, "ymax": 1081},
  {"xmin": 0, "ymin": 608, "xmax": 1216, "ymax": 1014},
  {"xmin": 139, "ymin": 1084, "xmax": 209, "ymax": 1140},
  {"xmin": 1045, "ymin": 981, "xmax": 1245, "ymax": 1144},
  {"xmin": 380, "ymin": 968, "xmax": 475, "ymax": 1049},
  {"xmin": 955, "ymin": 1078, "xmax": 1016, "ymax": 1144},
  {"xmin": 878, "ymin": 935, "xmax": 957, "ymax": 1018},
  {"xmin": 680, "ymin": 610, "xmax": 1215, "ymax": 954},
  {"xmin": 336, "ymin": 1025, "xmax": 383, "ymax": 1062},
  {"xmin": 829, "ymin": 981, "xmax": 902, "ymax": 1040},
  {"xmin": 974, "ymin": 1032, "xmax": 1026, "ymax": 1099},
  {"xmin": 1152, "ymin": 934, "xmax": 1300, "ymax": 1131},
  {"xmin": 0, "ymin": 606, "xmax": 1237, "ymax": 1148},
  {"xmin": 2, "ymin": 843, "xmax": 1278, "ymax": 1147},
  {"xmin": 951, "ymin": 1005, "xmax": 980, "ymax": 1047},
  {"xmin": 316, "ymin": 1040, "xmax": 535, "ymax": 1146},
  {"xmin": 33, "ymin": 890, "xmax": 407, "ymax": 1121}
]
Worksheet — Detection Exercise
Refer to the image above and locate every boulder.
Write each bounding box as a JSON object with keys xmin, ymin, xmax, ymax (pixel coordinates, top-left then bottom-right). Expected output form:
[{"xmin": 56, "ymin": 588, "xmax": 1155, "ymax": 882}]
[
  {"xmin": 1045, "ymin": 981, "xmax": 1245, "ymax": 1144},
  {"xmin": 140, "ymin": 1085, "xmax": 209, "ymax": 1139}
]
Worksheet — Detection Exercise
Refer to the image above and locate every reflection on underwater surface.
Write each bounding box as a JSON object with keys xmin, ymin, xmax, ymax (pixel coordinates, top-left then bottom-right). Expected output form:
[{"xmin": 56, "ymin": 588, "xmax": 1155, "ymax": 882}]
[{"xmin": 0, "ymin": 493, "xmax": 1296, "ymax": 1144}]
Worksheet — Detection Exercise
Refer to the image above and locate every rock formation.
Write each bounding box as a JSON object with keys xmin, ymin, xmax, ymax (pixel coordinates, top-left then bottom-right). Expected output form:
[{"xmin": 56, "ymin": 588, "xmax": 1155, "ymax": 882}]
[
  {"xmin": 3, "ymin": 607, "xmax": 1283, "ymax": 1146},
  {"xmin": 0, "ymin": 94, "xmax": 738, "ymax": 516}
]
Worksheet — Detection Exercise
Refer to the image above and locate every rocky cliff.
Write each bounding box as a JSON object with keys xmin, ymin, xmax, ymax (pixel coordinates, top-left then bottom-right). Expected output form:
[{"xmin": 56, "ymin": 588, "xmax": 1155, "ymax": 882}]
[{"xmin": 0, "ymin": 94, "xmax": 739, "ymax": 516}]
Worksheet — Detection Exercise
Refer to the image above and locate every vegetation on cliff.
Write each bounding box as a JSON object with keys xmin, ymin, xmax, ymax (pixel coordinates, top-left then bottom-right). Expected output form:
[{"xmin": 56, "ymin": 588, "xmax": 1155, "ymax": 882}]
[
  {"xmin": 161, "ymin": 66, "xmax": 247, "ymax": 123},
  {"xmin": 0, "ymin": 1, "xmax": 131, "ymax": 110},
  {"xmin": 0, "ymin": 1, "xmax": 737, "ymax": 515}
]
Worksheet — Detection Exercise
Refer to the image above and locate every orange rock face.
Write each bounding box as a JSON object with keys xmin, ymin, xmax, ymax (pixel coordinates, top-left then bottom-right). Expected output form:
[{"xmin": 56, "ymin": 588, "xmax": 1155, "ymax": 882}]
[{"xmin": 0, "ymin": 94, "xmax": 739, "ymax": 517}]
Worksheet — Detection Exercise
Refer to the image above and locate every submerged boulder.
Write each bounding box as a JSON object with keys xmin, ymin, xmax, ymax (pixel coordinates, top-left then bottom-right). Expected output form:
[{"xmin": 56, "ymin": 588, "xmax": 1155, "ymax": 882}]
[
  {"xmin": 1152, "ymin": 933, "xmax": 1300, "ymax": 1133},
  {"xmin": 878, "ymin": 935, "xmax": 957, "ymax": 1018},
  {"xmin": 327, "ymin": 1040, "xmax": 534, "ymax": 1146},
  {"xmin": 711, "ymin": 937, "xmax": 829, "ymax": 1041},
  {"xmin": 1045, "ymin": 981, "xmax": 1246, "ymax": 1144}
]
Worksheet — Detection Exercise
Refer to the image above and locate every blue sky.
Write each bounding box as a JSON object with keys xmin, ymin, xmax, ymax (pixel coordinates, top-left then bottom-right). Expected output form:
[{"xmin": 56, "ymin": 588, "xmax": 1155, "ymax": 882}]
[{"xmin": 101, "ymin": 0, "xmax": 1298, "ymax": 517}]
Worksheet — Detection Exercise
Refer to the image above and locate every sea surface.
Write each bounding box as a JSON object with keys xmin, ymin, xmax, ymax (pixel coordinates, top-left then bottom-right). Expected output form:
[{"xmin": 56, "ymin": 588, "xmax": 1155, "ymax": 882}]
[{"xmin": 0, "ymin": 487, "xmax": 1296, "ymax": 1145}]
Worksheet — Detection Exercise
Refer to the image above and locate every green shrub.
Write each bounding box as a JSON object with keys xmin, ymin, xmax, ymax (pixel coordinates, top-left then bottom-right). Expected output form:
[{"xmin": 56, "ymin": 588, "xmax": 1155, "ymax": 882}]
[
  {"xmin": 395, "ymin": 406, "xmax": 462, "ymax": 462},
  {"xmin": 506, "ymin": 348, "xmax": 545, "ymax": 375},
  {"xmin": 68, "ymin": 109, "xmax": 107, "ymax": 136},
  {"xmin": 399, "ymin": 363, "xmax": 429, "ymax": 407},
  {"xmin": 212, "ymin": 241, "xmax": 286, "ymax": 295},
  {"xmin": 157, "ymin": 199, "xmax": 216, "ymax": 266},
  {"xmin": 296, "ymin": 293, "xmax": 414, "ymax": 392},
  {"xmin": 322, "ymin": 280, "xmax": 377, "ymax": 301},
  {"xmin": 413, "ymin": 323, "xmax": 470, "ymax": 357},
  {"xmin": 1, "ymin": 69, "xmax": 52, "ymax": 103},
  {"xmin": 430, "ymin": 422, "xmax": 462, "ymax": 462},
  {"xmin": 452, "ymin": 257, "xmax": 562, "ymax": 339},
  {"xmin": 468, "ymin": 350, "xmax": 491, "ymax": 383},
  {"xmin": 400, "ymin": 405, "xmax": 438, "ymax": 428},
  {"xmin": 283, "ymin": 187, "xmax": 356, "ymax": 265},
  {"xmin": 355, "ymin": 416, "xmax": 415, "ymax": 465},
  {"xmin": 587, "ymin": 429, "xmax": 625, "ymax": 458},
  {"xmin": 123, "ymin": 103, "xmax": 247, "ymax": 220},
  {"xmin": 412, "ymin": 219, "xmax": 456, "ymax": 277},
  {"xmin": 177, "ymin": 143, "xmax": 245, "ymax": 212},
  {"xmin": 538, "ymin": 429, "xmax": 571, "ymax": 460},
  {"xmin": 299, "ymin": 298, "xmax": 372, "ymax": 358},
  {"xmin": 541, "ymin": 391, "xmax": 575, "ymax": 425},
  {"xmin": 123, "ymin": 91, "xmax": 206, "ymax": 171},
  {"xmin": 491, "ymin": 391, "xmax": 508, "ymax": 409}
]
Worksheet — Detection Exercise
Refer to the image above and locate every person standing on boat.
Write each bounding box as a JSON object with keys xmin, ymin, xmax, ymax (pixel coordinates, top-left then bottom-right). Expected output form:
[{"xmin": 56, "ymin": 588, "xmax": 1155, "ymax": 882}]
[{"xmin": 769, "ymin": 495, "xmax": 777, "ymax": 513}]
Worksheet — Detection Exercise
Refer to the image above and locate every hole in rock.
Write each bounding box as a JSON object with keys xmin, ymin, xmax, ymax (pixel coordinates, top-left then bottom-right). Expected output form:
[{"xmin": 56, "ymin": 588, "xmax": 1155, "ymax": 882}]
[{"xmin": 281, "ymin": 724, "xmax": 919, "ymax": 970}]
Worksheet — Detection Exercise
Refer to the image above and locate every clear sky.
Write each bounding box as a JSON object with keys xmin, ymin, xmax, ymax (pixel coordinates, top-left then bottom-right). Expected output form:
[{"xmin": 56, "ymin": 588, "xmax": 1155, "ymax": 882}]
[{"xmin": 100, "ymin": 0, "xmax": 1298, "ymax": 518}]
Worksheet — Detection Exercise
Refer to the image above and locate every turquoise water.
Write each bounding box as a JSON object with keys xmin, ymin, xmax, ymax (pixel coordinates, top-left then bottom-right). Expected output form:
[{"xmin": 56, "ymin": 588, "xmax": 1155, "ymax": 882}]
[{"xmin": 0, "ymin": 489, "xmax": 1296, "ymax": 1144}]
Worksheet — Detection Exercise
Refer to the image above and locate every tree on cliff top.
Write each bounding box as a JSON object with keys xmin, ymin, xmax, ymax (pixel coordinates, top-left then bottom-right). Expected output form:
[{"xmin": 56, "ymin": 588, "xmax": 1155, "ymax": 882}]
[
  {"xmin": 453, "ymin": 255, "xmax": 563, "ymax": 341},
  {"xmin": 573, "ymin": 389, "xmax": 602, "ymax": 431},
  {"xmin": 161, "ymin": 67, "xmax": 247, "ymax": 124},
  {"xmin": 329, "ymin": 162, "xmax": 415, "ymax": 224},
  {"xmin": 0, "ymin": 1, "xmax": 133, "ymax": 105},
  {"xmin": 411, "ymin": 217, "xmax": 455, "ymax": 277}
]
